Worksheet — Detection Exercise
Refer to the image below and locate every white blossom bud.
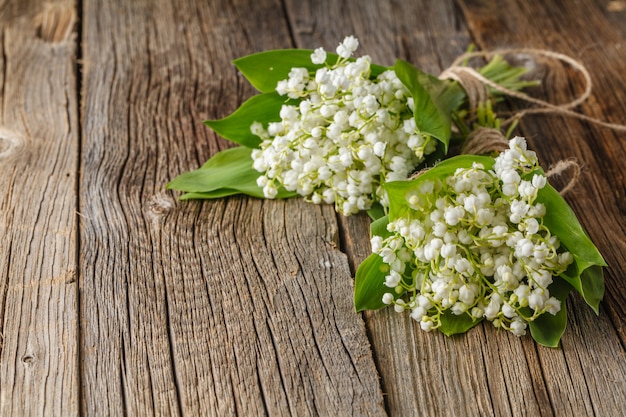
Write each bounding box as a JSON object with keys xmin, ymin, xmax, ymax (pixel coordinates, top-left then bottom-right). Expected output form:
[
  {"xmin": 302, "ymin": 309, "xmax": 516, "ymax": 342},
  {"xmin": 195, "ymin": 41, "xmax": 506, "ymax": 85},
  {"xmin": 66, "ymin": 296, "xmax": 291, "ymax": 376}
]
[
  {"xmin": 311, "ymin": 47, "xmax": 327, "ymax": 64},
  {"xmin": 510, "ymin": 319, "xmax": 527, "ymax": 336},
  {"xmin": 382, "ymin": 293, "xmax": 394, "ymax": 305},
  {"xmin": 420, "ymin": 319, "xmax": 434, "ymax": 332},
  {"xmin": 532, "ymin": 174, "xmax": 547, "ymax": 189}
]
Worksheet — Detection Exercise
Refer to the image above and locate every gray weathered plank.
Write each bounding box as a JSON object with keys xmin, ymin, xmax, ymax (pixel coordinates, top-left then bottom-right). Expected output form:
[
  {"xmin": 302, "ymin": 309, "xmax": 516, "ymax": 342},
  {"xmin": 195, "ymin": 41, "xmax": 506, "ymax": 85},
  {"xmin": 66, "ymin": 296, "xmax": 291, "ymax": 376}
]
[
  {"xmin": 291, "ymin": 1, "xmax": 508, "ymax": 415},
  {"xmin": 0, "ymin": 1, "xmax": 79, "ymax": 416},
  {"xmin": 80, "ymin": 0, "xmax": 385, "ymax": 415}
]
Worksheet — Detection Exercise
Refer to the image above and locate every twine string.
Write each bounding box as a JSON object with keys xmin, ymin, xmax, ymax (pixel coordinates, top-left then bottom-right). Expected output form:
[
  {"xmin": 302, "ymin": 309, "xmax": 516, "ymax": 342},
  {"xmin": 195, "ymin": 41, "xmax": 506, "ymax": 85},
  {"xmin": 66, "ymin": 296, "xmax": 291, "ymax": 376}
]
[
  {"xmin": 439, "ymin": 48, "xmax": 626, "ymax": 132},
  {"xmin": 460, "ymin": 127, "xmax": 510, "ymax": 155},
  {"xmin": 545, "ymin": 159, "xmax": 581, "ymax": 195},
  {"xmin": 436, "ymin": 48, "xmax": 626, "ymax": 194}
]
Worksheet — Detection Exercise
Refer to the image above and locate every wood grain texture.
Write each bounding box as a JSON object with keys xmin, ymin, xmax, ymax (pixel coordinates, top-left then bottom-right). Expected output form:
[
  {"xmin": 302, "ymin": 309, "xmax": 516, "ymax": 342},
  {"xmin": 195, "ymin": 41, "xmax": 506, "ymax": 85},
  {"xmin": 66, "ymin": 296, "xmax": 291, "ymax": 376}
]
[
  {"xmin": 0, "ymin": 1, "xmax": 79, "ymax": 416},
  {"xmin": 80, "ymin": 0, "xmax": 384, "ymax": 415},
  {"xmin": 0, "ymin": 0, "xmax": 623, "ymax": 415}
]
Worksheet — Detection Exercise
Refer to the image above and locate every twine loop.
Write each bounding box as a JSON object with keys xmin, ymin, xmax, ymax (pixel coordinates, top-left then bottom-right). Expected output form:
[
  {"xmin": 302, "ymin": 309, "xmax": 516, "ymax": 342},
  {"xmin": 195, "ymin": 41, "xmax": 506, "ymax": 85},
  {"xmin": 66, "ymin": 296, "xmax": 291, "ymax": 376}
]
[
  {"xmin": 545, "ymin": 159, "xmax": 581, "ymax": 195},
  {"xmin": 432, "ymin": 48, "xmax": 626, "ymax": 194},
  {"xmin": 439, "ymin": 48, "xmax": 626, "ymax": 132}
]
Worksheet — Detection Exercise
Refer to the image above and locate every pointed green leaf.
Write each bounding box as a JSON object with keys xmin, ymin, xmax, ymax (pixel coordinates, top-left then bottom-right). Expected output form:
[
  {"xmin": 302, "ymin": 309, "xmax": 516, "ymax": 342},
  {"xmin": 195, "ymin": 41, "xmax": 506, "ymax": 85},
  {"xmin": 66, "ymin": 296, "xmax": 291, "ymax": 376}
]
[
  {"xmin": 198, "ymin": 145, "xmax": 254, "ymax": 170},
  {"xmin": 178, "ymin": 186, "xmax": 297, "ymax": 200},
  {"xmin": 204, "ymin": 92, "xmax": 290, "ymax": 148},
  {"xmin": 168, "ymin": 146, "xmax": 297, "ymax": 199},
  {"xmin": 178, "ymin": 190, "xmax": 244, "ymax": 199},
  {"xmin": 394, "ymin": 59, "xmax": 452, "ymax": 150},
  {"xmin": 439, "ymin": 311, "xmax": 482, "ymax": 336},
  {"xmin": 167, "ymin": 147, "xmax": 261, "ymax": 195},
  {"xmin": 235, "ymin": 50, "xmax": 321, "ymax": 93},
  {"xmin": 234, "ymin": 49, "xmax": 388, "ymax": 93},
  {"xmin": 354, "ymin": 253, "xmax": 390, "ymax": 312},
  {"xmin": 579, "ymin": 265, "xmax": 605, "ymax": 315},
  {"xmin": 529, "ymin": 277, "xmax": 572, "ymax": 348},
  {"xmin": 538, "ymin": 183, "xmax": 606, "ymax": 311},
  {"xmin": 366, "ymin": 203, "xmax": 386, "ymax": 221},
  {"xmin": 370, "ymin": 215, "xmax": 391, "ymax": 239}
]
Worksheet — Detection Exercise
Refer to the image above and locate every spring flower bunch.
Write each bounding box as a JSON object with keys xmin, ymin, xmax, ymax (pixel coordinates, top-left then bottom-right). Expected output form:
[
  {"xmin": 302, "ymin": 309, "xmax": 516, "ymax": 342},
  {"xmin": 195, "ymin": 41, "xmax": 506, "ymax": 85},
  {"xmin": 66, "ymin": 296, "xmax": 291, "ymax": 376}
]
[
  {"xmin": 168, "ymin": 36, "xmax": 534, "ymax": 215},
  {"xmin": 355, "ymin": 137, "xmax": 605, "ymax": 346},
  {"xmin": 251, "ymin": 37, "xmax": 436, "ymax": 214},
  {"xmin": 375, "ymin": 137, "xmax": 570, "ymax": 336}
]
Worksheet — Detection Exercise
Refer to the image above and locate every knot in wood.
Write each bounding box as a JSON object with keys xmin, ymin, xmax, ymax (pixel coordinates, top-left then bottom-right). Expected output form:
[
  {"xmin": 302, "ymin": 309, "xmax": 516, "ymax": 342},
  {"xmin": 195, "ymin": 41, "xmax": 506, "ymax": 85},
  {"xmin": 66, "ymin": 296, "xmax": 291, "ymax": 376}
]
[
  {"xmin": 0, "ymin": 127, "xmax": 24, "ymax": 158},
  {"xmin": 145, "ymin": 193, "xmax": 175, "ymax": 221},
  {"xmin": 22, "ymin": 353, "xmax": 36, "ymax": 365}
]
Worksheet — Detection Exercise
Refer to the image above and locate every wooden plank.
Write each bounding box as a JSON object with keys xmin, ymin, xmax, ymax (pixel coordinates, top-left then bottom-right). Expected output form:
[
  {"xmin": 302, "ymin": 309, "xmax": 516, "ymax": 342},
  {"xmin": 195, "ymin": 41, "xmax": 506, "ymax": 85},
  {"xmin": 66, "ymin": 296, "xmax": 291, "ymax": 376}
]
[
  {"xmin": 0, "ymin": 1, "xmax": 79, "ymax": 416},
  {"xmin": 80, "ymin": 0, "xmax": 385, "ymax": 415},
  {"xmin": 292, "ymin": 1, "xmax": 508, "ymax": 415}
]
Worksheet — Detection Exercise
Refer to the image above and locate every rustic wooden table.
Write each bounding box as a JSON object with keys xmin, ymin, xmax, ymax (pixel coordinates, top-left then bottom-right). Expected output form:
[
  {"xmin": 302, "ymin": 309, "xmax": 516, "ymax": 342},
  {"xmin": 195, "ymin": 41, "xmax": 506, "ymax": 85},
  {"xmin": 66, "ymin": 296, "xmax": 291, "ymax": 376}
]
[{"xmin": 1, "ymin": 0, "xmax": 625, "ymax": 415}]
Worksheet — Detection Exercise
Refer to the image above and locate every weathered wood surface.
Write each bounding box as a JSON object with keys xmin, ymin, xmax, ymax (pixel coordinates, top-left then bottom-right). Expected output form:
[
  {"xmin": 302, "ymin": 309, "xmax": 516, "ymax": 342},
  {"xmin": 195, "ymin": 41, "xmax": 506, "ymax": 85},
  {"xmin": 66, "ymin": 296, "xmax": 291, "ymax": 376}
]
[
  {"xmin": 0, "ymin": 0, "xmax": 625, "ymax": 415},
  {"xmin": 0, "ymin": 1, "xmax": 79, "ymax": 416}
]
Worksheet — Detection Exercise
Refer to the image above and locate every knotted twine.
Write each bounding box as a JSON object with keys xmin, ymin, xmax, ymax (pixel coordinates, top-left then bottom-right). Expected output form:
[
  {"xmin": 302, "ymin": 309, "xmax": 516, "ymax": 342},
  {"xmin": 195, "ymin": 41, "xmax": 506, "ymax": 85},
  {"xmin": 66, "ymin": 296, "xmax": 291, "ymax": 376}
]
[
  {"xmin": 439, "ymin": 48, "xmax": 626, "ymax": 132},
  {"xmin": 435, "ymin": 48, "xmax": 626, "ymax": 194}
]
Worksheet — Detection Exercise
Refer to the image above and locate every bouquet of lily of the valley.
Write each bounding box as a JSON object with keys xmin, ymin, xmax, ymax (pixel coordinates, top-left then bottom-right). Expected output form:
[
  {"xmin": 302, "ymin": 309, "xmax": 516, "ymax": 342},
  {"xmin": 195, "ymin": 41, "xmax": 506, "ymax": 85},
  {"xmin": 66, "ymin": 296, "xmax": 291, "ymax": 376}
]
[
  {"xmin": 354, "ymin": 137, "xmax": 605, "ymax": 347},
  {"xmin": 168, "ymin": 36, "xmax": 534, "ymax": 216},
  {"xmin": 168, "ymin": 37, "xmax": 605, "ymax": 347}
]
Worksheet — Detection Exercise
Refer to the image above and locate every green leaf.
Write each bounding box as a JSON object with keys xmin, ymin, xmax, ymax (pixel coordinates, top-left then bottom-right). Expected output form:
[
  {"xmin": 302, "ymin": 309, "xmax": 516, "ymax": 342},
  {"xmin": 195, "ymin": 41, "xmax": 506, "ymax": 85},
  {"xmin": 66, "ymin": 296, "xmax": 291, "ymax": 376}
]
[
  {"xmin": 204, "ymin": 92, "xmax": 290, "ymax": 148},
  {"xmin": 385, "ymin": 155, "xmax": 494, "ymax": 221},
  {"xmin": 529, "ymin": 277, "xmax": 572, "ymax": 348},
  {"xmin": 178, "ymin": 190, "xmax": 243, "ymax": 199},
  {"xmin": 370, "ymin": 215, "xmax": 391, "ymax": 239},
  {"xmin": 235, "ymin": 50, "xmax": 321, "ymax": 93},
  {"xmin": 366, "ymin": 203, "xmax": 386, "ymax": 221},
  {"xmin": 234, "ymin": 49, "xmax": 388, "ymax": 93},
  {"xmin": 538, "ymin": 183, "xmax": 606, "ymax": 312},
  {"xmin": 393, "ymin": 59, "xmax": 453, "ymax": 150},
  {"xmin": 194, "ymin": 146, "xmax": 251, "ymax": 170},
  {"xmin": 354, "ymin": 253, "xmax": 390, "ymax": 312},
  {"xmin": 178, "ymin": 187, "xmax": 296, "ymax": 200},
  {"xmin": 439, "ymin": 311, "xmax": 482, "ymax": 336},
  {"xmin": 167, "ymin": 146, "xmax": 298, "ymax": 199},
  {"xmin": 579, "ymin": 265, "xmax": 605, "ymax": 315}
]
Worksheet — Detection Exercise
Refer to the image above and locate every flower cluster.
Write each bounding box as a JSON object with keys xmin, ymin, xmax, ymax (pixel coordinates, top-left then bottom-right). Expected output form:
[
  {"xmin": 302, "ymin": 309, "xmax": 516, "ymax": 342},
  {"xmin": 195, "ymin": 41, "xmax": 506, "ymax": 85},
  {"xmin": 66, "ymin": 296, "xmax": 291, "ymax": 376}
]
[
  {"xmin": 251, "ymin": 36, "xmax": 437, "ymax": 214},
  {"xmin": 374, "ymin": 137, "xmax": 573, "ymax": 336}
]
